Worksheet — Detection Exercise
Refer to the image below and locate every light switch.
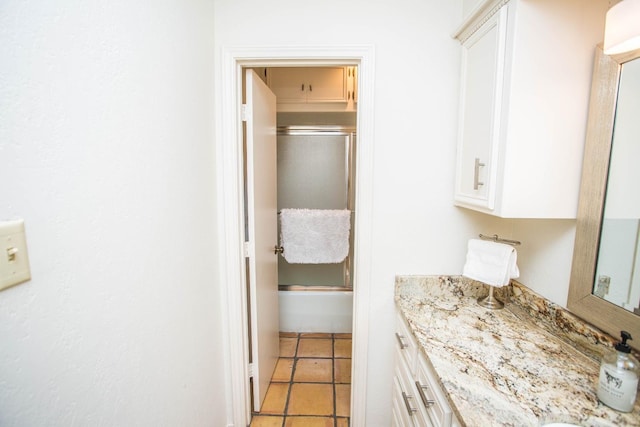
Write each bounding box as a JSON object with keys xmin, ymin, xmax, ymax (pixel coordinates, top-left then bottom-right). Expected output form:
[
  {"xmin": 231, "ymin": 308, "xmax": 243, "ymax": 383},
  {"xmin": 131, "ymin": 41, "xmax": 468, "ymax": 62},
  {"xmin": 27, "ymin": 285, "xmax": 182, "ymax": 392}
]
[{"xmin": 0, "ymin": 219, "xmax": 31, "ymax": 292}]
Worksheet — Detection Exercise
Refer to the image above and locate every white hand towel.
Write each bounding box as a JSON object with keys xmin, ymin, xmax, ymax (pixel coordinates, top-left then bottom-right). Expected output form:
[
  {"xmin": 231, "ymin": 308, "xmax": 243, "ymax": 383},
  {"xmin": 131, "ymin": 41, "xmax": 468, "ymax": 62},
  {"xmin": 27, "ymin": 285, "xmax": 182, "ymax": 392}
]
[
  {"xmin": 279, "ymin": 208, "xmax": 351, "ymax": 264},
  {"xmin": 462, "ymin": 239, "xmax": 519, "ymax": 287}
]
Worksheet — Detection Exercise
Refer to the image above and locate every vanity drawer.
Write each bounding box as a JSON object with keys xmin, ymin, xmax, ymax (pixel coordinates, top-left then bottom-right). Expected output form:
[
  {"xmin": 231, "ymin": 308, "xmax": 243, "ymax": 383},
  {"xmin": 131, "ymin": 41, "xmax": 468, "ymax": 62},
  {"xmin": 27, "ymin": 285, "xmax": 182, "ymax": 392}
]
[
  {"xmin": 395, "ymin": 313, "xmax": 419, "ymax": 374},
  {"xmin": 394, "ymin": 311, "xmax": 458, "ymax": 426},
  {"xmin": 392, "ymin": 375, "xmax": 418, "ymax": 427},
  {"xmin": 415, "ymin": 353, "xmax": 454, "ymax": 427},
  {"xmin": 395, "ymin": 346, "xmax": 440, "ymax": 427},
  {"xmin": 394, "ymin": 347, "xmax": 429, "ymax": 426}
]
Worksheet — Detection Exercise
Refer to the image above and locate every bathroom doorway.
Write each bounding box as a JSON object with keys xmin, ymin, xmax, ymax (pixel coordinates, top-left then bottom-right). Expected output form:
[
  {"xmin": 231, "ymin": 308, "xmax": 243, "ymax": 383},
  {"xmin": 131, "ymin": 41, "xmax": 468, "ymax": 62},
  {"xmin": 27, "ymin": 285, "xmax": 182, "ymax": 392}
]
[
  {"xmin": 216, "ymin": 45, "xmax": 375, "ymax": 427},
  {"xmin": 244, "ymin": 67, "xmax": 356, "ymax": 423}
]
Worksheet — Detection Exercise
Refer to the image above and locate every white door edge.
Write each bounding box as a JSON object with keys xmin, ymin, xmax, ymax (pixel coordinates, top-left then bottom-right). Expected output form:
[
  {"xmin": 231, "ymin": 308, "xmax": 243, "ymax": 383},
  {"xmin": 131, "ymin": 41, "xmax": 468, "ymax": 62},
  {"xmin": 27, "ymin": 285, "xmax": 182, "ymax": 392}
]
[
  {"xmin": 215, "ymin": 44, "xmax": 376, "ymax": 427},
  {"xmin": 245, "ymin": 69, "xmax": 279, "ymax": 412}
]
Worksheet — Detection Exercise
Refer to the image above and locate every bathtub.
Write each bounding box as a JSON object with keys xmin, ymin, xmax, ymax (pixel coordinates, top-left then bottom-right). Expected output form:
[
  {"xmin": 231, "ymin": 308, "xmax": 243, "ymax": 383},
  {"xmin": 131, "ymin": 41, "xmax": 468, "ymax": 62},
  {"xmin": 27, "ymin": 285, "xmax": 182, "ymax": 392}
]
[{"xmin": 278, "ymin": 290, "xmax": 353, "ymax": 333}]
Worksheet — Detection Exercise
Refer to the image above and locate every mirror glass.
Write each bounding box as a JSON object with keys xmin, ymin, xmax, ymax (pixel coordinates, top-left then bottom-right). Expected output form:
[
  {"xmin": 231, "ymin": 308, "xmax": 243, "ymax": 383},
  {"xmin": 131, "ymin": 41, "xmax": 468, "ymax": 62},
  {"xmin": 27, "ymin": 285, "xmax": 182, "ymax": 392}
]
[{"xmin": 593, "ymin": 57, "xmax": 640, "ymax": 314}]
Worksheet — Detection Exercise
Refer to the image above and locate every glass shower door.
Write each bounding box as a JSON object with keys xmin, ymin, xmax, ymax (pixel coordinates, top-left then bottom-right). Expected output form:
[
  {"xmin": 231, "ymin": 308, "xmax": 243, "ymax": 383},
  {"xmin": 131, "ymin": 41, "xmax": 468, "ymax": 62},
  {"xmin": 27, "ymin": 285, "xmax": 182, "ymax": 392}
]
[{"xmin": 277, "ymin": 127, "xmax": 355, "ymax": 289}]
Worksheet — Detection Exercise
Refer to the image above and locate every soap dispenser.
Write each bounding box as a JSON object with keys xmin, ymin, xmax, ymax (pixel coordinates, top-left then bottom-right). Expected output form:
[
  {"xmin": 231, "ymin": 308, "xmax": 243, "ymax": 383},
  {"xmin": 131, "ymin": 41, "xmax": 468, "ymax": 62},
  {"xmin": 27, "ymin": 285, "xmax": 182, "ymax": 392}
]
[{"xmin": 597, "ymin": 331, "xmax": 639, "ymax": 412}]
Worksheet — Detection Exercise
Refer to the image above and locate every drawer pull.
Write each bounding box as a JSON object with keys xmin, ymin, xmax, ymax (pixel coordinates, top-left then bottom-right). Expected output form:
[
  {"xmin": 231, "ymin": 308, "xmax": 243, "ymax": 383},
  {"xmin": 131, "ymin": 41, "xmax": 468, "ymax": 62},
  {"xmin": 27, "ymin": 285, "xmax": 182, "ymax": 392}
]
[
  {"xmin": 395, "ymin": 332, "xmax": 408, "ymax": 349},
  {"xmin": 401, "ymin": 391, "xmax": 417, "ymax": 415},
  {"xmin": 415, "ymin": 381, "xmax": 435, "ymax": 408}
]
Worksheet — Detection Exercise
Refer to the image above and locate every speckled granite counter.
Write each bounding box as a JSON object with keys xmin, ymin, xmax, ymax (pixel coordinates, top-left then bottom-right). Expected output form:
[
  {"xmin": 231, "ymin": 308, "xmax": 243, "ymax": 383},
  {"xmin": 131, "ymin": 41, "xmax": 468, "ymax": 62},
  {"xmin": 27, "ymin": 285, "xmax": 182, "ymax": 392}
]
[{"xmin": 395, "ymin": 275, "xmax": 640, "ymax": 427}]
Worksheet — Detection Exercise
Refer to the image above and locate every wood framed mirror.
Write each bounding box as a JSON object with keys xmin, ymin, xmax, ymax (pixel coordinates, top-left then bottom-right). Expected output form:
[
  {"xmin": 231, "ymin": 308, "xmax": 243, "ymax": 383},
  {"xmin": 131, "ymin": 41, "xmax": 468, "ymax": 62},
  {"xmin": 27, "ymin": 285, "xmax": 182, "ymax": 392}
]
[{"xmin": 568, "ymin": 45, "xmax": 640, "ymax": 350}]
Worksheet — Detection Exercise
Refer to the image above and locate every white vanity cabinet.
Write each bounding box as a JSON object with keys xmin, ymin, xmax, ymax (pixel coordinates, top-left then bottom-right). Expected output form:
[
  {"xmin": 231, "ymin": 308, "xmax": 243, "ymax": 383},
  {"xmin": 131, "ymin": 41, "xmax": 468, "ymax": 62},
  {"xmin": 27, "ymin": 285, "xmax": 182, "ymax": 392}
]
[
  {"xmin": 393, "ymin": 313, "xmax": 459, "ymax": 427},
  {"xmin": 453, "ymin": 0, "xmax": 608, "ymax": 218}
]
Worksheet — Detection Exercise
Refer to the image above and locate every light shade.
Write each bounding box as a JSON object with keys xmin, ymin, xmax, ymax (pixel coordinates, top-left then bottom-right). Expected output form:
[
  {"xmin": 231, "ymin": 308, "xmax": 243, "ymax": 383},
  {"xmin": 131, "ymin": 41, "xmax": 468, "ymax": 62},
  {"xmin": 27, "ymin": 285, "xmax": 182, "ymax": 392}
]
[{"xmin": 604, "ymin": 0, "xmax": 640, "ymax": 55}]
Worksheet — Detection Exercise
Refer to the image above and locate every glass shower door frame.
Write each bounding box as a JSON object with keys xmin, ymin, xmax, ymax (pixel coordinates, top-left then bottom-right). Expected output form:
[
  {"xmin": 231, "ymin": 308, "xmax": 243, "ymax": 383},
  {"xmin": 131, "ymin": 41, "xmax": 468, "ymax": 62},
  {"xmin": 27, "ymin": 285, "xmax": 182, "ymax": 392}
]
[{"xmin": 276, "ymin": 125, "xmax": 356, "ymax": 291}]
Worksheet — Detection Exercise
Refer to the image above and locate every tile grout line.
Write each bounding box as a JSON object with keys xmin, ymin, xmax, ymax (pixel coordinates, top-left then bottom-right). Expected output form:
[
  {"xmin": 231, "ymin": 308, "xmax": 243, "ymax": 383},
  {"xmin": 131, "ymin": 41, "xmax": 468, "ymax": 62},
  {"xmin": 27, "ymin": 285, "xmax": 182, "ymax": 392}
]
[
  {"xmin": 280, "ymin": 332, "xmax": 299, "ymax": 427},
  {"xmin": 332, "ymin": 333, "xmax": 338, "ymax": 427},
  {"xmin": 252, "ymin": 332, "xmax": 351, "ymax": 427}
]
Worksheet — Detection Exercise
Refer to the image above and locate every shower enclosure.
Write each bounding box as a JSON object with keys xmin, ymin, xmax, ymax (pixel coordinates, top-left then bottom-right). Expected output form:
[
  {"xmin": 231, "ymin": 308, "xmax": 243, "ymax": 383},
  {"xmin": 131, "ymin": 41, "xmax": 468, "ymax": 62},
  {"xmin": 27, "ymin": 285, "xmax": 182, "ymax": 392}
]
[{"xmin": 277, "ymin": 125, "xmax": 355, "ymax": 332}]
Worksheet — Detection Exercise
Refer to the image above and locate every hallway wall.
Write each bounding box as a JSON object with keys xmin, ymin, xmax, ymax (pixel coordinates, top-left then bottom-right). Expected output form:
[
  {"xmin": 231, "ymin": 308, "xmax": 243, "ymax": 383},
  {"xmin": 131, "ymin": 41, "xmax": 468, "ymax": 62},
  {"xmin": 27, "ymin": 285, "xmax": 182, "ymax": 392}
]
[
  {"xmin": 0, "ymin": 0, "xmax": 606, "ymax": 425},
  {"xmin": 213, "ymin": 0, "xmax": 604, "ymax": 425},
  {"xmin": 214, "ymin": 1, "xmax": 466, "ymax": 424},
  {"xmin": 0, "ymin": 1, "xmax": 225, "ymax": 425}
]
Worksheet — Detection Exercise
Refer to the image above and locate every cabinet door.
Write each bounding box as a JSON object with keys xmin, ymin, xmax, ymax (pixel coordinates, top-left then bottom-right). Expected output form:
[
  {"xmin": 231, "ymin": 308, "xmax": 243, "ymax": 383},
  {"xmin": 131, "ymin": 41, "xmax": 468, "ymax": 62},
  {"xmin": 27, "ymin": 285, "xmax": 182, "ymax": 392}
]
[
  {"xmin": 454, "ymin": 8, "xmax": 507, "ymax": 210},
  {"xmin": 306, "ymin": 67, "xmax": 347, "ymax": 102},
  {"xmin": 268, "ymin": 67, "xmax": 308, "ymax": 103},
  {"xmin": 268, "ymin": 67, "xmax": 347, "ymax": 104},
  {"xmin": 350, "ymin": 66, "xmax": 358, "ymax": 102}
]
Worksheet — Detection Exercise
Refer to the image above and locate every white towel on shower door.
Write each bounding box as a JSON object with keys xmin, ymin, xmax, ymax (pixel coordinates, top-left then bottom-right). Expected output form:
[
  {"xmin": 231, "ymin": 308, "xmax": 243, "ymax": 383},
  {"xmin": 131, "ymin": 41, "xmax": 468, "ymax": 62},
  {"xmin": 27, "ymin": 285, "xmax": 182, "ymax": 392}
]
[{"xmin": 279, "ymin": 208, "xmax": 351, "ymax": 264}]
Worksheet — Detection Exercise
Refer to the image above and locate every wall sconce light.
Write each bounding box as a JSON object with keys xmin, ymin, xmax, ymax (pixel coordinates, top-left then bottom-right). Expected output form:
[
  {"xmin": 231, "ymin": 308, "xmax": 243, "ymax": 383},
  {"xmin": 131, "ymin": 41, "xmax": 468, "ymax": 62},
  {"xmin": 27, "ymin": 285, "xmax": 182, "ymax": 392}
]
[{"xmin": 604, "ymin": 0, "xmax": 640, "ymax": 55}]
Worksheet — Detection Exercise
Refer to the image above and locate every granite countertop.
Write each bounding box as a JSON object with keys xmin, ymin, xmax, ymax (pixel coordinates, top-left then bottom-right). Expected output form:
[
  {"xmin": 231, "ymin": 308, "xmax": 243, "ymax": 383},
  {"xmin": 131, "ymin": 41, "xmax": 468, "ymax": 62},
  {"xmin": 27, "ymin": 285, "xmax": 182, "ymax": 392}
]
[{"xmin": 395, "ymin": 275, "xmax": 640, "ymax": 427}]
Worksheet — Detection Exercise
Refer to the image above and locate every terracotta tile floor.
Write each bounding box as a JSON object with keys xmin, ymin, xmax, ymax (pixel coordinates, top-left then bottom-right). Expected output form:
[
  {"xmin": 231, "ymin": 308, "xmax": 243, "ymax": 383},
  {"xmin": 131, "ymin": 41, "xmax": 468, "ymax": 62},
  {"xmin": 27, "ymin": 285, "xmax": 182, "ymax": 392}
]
[{"xmin": 250, "ymin": 332, "xmax": 352, "ymax": 427}]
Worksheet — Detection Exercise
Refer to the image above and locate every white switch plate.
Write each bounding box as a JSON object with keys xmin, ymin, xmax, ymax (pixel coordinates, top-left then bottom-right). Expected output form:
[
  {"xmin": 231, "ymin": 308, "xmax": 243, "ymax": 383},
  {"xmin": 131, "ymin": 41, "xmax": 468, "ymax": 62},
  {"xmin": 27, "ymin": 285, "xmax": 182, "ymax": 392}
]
[{"xmin": 0, "ymin": 219, "xmax": 31, "ymax": 292}]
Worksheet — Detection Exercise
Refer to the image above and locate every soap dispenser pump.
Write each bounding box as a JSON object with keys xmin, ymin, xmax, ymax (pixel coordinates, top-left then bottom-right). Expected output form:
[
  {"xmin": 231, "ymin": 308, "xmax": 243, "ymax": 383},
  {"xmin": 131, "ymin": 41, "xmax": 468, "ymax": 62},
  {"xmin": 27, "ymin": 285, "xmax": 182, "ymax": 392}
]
[{"xmin": 597, "ymin": 331, "xmax": 639, "ymax": 412}]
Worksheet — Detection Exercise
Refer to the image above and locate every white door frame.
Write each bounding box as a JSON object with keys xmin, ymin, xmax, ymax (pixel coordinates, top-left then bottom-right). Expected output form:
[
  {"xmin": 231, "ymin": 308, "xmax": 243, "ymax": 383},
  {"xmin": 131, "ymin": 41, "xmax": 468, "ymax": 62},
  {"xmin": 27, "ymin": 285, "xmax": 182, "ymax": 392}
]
[{"xmin": 215, "ymin": 45, "xmax": 375, "ymax": 427}]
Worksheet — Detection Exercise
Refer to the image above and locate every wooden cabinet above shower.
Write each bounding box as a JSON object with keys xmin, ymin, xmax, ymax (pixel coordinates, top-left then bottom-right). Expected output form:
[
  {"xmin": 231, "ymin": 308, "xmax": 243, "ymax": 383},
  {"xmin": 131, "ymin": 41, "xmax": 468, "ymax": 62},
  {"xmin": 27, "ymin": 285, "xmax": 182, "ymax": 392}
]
[{"xmin": 267, "ymin": 66, "xmax": 357, "ymax": 112}]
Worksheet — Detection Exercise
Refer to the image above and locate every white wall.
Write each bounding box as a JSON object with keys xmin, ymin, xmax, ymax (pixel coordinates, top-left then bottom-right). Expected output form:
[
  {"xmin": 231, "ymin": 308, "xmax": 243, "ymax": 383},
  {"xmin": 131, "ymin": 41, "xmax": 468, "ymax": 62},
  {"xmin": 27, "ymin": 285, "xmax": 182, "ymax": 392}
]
[
  {"xmin": 0, "ymin": 0, "xmax": 597, "ymax": 425},
  {"xmin": 498, "ymin": 218, "xmax": 578, "ymax": 306},
  {"xmin": 0, "ymin": 1, "xmax": 225, "ymax": 426},
  {"xmin": 213, "ymin": 0, "xmax": 597, "ymax": 425}
]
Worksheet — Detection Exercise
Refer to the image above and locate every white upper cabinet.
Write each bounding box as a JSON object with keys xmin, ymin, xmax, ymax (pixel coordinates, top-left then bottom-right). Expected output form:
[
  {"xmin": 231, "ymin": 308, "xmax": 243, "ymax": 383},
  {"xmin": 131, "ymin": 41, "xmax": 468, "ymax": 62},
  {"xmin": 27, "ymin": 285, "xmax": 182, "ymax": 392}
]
[
  {"xmin": 267, "ymin": 66, "xmax": 357, "ymax": 112},
  {"xmin": 453, "ymin": 0, "xmax": 608, "ymax": 218},
  {"xmin": 455, "ymin": 9, "xmax": 506, "ymax": 209}
]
